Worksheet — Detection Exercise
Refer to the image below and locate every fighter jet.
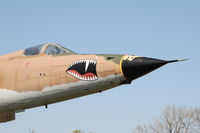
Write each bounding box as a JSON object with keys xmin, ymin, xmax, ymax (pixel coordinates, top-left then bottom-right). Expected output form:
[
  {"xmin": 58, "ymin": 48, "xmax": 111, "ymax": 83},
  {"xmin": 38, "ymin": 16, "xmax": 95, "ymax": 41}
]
[{"xmin": 0, "ymin": 43, "xmax": 186, "ymax": 123}]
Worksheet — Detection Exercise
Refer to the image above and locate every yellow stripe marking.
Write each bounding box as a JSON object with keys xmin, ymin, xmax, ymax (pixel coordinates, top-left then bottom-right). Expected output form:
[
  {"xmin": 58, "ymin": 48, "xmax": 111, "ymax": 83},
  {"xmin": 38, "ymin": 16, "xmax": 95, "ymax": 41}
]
[{"xmin": 120, "ymin": 55, "xmax": 126, "ymax": 76}]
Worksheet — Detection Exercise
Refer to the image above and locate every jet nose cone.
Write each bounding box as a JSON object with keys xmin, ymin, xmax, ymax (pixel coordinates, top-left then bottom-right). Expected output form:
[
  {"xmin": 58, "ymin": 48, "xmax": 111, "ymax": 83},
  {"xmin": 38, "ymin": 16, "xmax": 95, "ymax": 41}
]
[{"xmin": 121, "ymin": 55, "xmax": 170, "ymax": 81}]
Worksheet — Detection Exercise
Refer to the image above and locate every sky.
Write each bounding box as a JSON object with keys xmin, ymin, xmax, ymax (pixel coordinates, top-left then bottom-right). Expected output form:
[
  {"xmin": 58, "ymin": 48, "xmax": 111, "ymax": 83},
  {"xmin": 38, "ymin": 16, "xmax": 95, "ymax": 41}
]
[{"xmin": 0, "ymin": 0, "xmax": 199, "ymax": 133}]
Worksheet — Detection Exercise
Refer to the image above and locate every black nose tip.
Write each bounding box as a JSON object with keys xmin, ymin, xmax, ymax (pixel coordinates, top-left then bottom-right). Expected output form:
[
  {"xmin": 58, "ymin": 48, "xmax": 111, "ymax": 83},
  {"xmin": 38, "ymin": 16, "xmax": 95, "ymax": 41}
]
[{"xmin": 121, "ymin": 56, "xmax": 169, "ymax": 81}]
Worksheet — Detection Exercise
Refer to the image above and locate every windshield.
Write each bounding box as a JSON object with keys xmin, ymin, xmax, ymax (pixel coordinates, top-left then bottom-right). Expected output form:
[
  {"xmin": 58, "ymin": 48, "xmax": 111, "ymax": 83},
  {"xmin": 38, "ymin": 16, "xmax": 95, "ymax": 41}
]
[
  {"xmin": 45, "ymin": 45, "xmax": 65, "ymax": 55},
  {"xmin": 24, "ymin": 45, "xmax": 43, "ymax": 56},
  {"xmin": 24, "ymin": 43, "xmax": 76, "ymax": 56},
  {"xmin": 45, "ymin": 44, "xmax": 76, "ymax": 55}
]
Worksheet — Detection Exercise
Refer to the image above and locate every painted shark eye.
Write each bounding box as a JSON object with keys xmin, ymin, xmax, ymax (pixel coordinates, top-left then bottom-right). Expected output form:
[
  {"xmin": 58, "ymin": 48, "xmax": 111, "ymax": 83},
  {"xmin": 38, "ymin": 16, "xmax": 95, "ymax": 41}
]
[{"xmin": 66, "ymin": 60, "xmax": 98, "ymax": 81}]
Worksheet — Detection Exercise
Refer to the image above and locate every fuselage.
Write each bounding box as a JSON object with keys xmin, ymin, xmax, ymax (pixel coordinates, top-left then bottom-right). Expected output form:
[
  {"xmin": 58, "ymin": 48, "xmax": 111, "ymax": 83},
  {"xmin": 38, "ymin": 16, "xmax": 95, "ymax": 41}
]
[
  {"xmin": 0, "ymin": 43, "xmax": 182, "ymax": 123},
  {"xmin": 0, "ymin": 52, "xmax": 125, "ymax": 113}
]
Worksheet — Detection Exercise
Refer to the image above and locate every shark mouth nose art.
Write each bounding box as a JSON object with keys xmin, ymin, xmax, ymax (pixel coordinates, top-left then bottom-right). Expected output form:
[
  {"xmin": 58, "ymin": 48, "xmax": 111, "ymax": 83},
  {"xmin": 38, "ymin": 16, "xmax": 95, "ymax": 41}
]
[{"xmin": 66, "ymin": 60, "xmax": 98, "ymax": 81}]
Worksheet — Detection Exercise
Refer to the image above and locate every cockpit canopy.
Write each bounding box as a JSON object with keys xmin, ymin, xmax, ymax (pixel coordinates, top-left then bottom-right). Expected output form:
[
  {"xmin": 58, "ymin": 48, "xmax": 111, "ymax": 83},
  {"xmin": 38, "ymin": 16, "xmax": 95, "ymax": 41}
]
[{"xmin": 24, "ymin": 43, "xmax": 76, "ymax": 56}]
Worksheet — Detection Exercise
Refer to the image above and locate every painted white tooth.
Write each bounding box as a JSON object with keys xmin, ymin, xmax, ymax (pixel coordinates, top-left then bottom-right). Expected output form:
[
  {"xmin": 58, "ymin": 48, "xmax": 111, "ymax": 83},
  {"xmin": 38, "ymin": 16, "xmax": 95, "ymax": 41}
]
[{"xmin": 85, "ymin": 60, "xmax": 90, "ymax": 72}]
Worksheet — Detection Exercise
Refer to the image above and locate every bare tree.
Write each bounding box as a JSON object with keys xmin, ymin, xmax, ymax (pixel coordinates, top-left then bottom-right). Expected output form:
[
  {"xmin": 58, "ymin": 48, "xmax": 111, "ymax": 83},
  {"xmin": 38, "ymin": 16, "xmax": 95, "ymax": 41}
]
[
  {"xmin": 133, "ymin": 106, "xmax": 200, "ymax": 133},
  {"xmin": 29, "ymin": 128, "xmax": 35, "ymax": 133},
  {"xmin": 73, "ymin": 129, "xmax": 85, "ymax": 133},
  {"xmin": 72, "ymin": 129, "xmax": 95, "ymax": 133},
  {"xmin": 194, "ymin": 108, "xmax": 200, "ymax": 132}
]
